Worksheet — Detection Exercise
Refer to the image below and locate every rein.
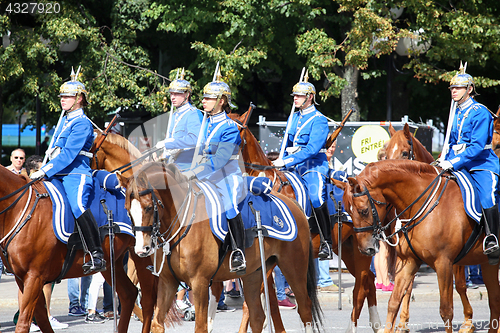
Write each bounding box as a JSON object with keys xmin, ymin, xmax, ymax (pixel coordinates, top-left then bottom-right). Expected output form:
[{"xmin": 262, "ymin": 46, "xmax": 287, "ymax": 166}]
[
  {"xmin": 353, "ymin": 168, "xmax": 448, "ymax": 243},
  {"xmin": 111, "ymin": 147, "xmax": 162, "ymax": 175}
]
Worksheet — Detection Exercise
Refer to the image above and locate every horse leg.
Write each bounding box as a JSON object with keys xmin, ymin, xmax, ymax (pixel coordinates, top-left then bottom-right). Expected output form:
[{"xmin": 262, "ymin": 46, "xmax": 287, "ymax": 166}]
[
  {"xmin": 395, "ymin": 277, "xmax": 413, "ymax": 333},
  {"xmin": 16, "ymin": 276, "xmax": 45, "ymax": 333},
  {"xmin": 394, "ymin": 256, "xmax": 412, "ymax": 333},
  {"xmin": 434, "ymin": 261, "xmax": 455, "ymax": 333},
  {"xmin": 383, "ymin": 259, "xmax": 419, "ymax": 333},
  {"xmin": 126, "ymin": 254, "xmax": 144, "ymax": 322},
  {"xmin": 454, "ymin": 265, "xmax": 475, "ymax": 333},
  {"xmin": 101, "ymin": 251, "xmax": 138, "ymax": 333},
  {"xmin": 151, "ymin": 275, "xmax": 178, "ymax": 333},
  {"xmin": 277, "ymin": 253, "xmax": 314, "ymax": 329},
  {"xmin": 241, "ymin": 270, "xmax": 267, "ymax": 333},
  {"xmin": 340, "ymin": 236, "xmax": 380, "ymax": 333},
  {"xmin": 480, "ymin": 263, "xmax": 500, "ymax": 333},
  {"xmin": 33, "ymin": 292, "xmax": 53, "ymax": 333},
  {"xmin": 209, "ymin": 282, "xmax": 224, "ymax": 333},
  {"xmin": 191, "ymin": 278, "xmax": 211, "ymax": 333},
  {"xmin": 129, "ymin": 251, "xmax": 159, "ymax": 333}
]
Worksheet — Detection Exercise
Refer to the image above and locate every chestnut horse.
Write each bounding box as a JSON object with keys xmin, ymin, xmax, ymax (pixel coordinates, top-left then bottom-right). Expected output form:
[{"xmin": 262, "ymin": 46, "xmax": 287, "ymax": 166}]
[
  {"xmin": 119, "ymin": 162, "xmax": 323, "ymax": 333},
  {"xmin": 334, "ymin": 159, "xmax": 500, "ymax": 333},
  {"xmin": 90, "ymin": 131, "xmax": 162, "ymax": 333},
  {"xmin": 92, "ymin": 130, "xmax": 143, "ymax": 177},
  {"xmin": 0, "ymin": 166, "xmax": 138, "ymax": 333},
  {"xmin": 229, "ymin": 111, "xmax": 382, "ymax": 332},
  {"xmin": 492, "ymin": 107, "xmax": 500, "ymax": 158},
  {"xmin": 385, "ymin": 123, "xmax": 473, "ymax": 333}
]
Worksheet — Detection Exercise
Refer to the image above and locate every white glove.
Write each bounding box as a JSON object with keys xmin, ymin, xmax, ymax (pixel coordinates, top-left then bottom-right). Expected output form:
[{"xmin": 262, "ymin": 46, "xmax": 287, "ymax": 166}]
[
  {"xmin": 30, "ymin": 170, "xmax": 46, "ymax": 180},
  {"xmin": 165, "ymin": 148, "xmax": 181, "ymax": 156},
  {"xmin": 182, "ymin": 170, "xmax": 196, "ymax": 181},
  {"xmin": 439, "ymin": 160, "xmax": 453, "ymax": 170},
  {"xmin": 155, "ymin": 140, "xmax": 166, "ymax": 150},
  {"xmin": 272, "ymin": 158, "xmax": 285, "ymax": 168}
]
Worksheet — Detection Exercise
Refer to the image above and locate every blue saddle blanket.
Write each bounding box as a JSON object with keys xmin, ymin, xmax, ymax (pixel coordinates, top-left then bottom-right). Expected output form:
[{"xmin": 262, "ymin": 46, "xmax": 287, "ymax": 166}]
[
  {"xmin": 196, "ymin": 177, "xmax": 297, "ymax": 243},
  {"xmin": 42, "ymin": 174, "xmax": 134, "ymax": 244},
  {"xmin": 451, "ymin": 170, "xmax": 482, "ymax": 223}
]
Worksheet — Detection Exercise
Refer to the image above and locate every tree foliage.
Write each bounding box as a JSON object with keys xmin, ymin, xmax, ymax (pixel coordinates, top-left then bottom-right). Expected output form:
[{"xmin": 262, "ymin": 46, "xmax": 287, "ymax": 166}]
[{"xmin": 1, "ymin": 0, "xmax": 500, "ymax": 140}]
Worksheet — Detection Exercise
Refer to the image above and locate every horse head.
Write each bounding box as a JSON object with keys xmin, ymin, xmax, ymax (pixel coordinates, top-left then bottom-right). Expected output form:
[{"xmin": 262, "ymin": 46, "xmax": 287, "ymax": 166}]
[
  {"xmin": 119, "ymin": 162, "xmax": 188, "ymax": 257},
  {"xmin": 92, "ymin": 130, "xmax": 142, "ymax": 177},
  {"xmin": 492, "ymin": 106, "xmax": 500, "ymax": 158},
  {"xmin": 385, "ymin": 123, "xmax": 434, "ymax": 163},
  {"xmin": 228, "ymin": 111, "xmax": 273, "ymax": 174}
]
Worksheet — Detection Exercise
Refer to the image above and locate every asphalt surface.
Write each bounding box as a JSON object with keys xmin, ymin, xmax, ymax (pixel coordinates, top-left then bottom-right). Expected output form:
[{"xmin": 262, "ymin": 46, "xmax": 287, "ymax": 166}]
[{"xmin": 0, "ymin": 264, "xmax": 491, "ymax": 332}]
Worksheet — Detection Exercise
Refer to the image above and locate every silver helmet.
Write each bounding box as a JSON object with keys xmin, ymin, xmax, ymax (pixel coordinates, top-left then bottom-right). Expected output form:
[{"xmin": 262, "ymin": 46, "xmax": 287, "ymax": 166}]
[
  {"xmin": 169, "ymin": 68, "xmax": 192, "ymax": 94},
  {"xmin": 59, "ymin": 66, "xmax": 89, "ymax": 102},
  {"xmin": 291, "ymin": 69, "xmax": 318, "ymax": 105},
  {"xmin": 449, "ymin": 61, "xmax": 475, "ymax": 91},
  {"xmin": 202, "ymin": 64, "xmax": 235, "ymax": 108}
]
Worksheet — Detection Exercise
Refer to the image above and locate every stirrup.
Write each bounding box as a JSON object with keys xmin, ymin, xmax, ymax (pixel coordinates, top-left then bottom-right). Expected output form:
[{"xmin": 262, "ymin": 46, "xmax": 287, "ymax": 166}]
[
  {"xmin": 318, "ymin": 242, "xmax": 333, "ymax": 261},
  {"xmin": 483, "ymin": 235, "xmax": 500, "ymax": 255},
  {"xmin": 229, "ymin": 249, "xmax": 246, "ymax": 274},
  {"xmin": 82, "ymin": 253, "xmax": 107, "ymax": 275}
]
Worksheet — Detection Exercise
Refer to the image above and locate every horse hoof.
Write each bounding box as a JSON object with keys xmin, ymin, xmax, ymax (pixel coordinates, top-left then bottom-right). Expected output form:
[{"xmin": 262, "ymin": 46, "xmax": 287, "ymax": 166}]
[
  {"xmin": 395, "ymin": 327, "xmax": 410, "ymax": 333},
  {"xmin": 458, "ymin": 322, "xmax": 475, "ymax": 333}
]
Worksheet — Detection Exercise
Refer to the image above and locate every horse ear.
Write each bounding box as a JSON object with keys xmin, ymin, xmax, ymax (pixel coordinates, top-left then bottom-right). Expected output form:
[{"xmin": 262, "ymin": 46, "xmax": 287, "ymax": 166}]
[
  {"xmin": 347, "ymin": 177, "xmax": 363, "ymax": 194},
  {"xmin": 331, "ymin": 178, "xmax": 347, "ymax": 191},
  {"xmin": 388, "ymin": 122, "xmax": 396, "ymax": 137},
  {"xmin": 403, "ymin": 123, "xmax": 412, "ymax": 139},
  {"xmin": 116, "ymin": 172, "xmax": 130, "ymax": 188},
  {"xmin": 495, "ymin": 107, "xmax": 500, "ymax": 132}
]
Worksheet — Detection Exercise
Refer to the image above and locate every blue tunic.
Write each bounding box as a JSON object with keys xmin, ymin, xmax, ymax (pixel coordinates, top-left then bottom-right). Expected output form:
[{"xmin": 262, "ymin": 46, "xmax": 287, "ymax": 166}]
[
  {"xmin": 162, "ymin": 103, "xmax": 203, "ymax": 171},
  {"xmin": 280, "ymin": 105, "xmax": 330, "ymax": 207},
  {"xmin": 445, "ymin": 97, "xmax": 500, "ymax": 208},
  {"xmin": 41, "ymin": 108, "xmax": 94, "ymax": 218},
  {"xmin": 191, "ymin": 112, "xmax": 244, "ymax": 219}
]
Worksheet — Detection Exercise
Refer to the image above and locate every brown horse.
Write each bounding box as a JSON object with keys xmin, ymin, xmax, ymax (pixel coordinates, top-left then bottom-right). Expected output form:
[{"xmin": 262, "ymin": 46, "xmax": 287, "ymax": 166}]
[
  {"xmin": 91, "ymin": 130, "xmax": 165, "ymax": 333},
  {"xmin": 119, "ymin": 162, "xmax": 322, "ymax": 333},
  {"xmin": 229, "ymin": 111, "xmax": 382, "ymax": 332},
  {"xmin": 91, "ymin": 130, "xmax": 143, "ymax": 177},
  {"xmin": 333, "ymin": 159, "xmax": 500, "ymax": 333},
  {"xmin": 492, "ymin": 107, "xmax": 500, "ymax": 158},
  {"xmin": 0, "ymin": 166, "xmax": 139, "ymax": 333},
  {"xmin": 385, "ymin": 123, "xmax": 473, "ymax": 333}
]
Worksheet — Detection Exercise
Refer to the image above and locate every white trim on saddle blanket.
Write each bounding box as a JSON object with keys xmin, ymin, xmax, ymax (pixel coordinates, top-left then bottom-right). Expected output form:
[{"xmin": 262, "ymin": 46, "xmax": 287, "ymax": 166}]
[
  {"xmin": 43, "ymin": 179, "xmax": 134, "ymax": 243},
  {"xmin": 451, "ymin": 170, "xmax": 482, "ymax": 223},
  {"xmin": 196, "ymin": 180, "xmax": 297, "ymax": 242}
]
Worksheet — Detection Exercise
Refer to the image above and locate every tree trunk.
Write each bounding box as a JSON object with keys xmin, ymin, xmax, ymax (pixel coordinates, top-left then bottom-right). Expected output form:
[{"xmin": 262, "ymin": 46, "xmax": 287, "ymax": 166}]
[{"xmin": 341, "ymin": 65, "xmax": 360, "ymax": 121}]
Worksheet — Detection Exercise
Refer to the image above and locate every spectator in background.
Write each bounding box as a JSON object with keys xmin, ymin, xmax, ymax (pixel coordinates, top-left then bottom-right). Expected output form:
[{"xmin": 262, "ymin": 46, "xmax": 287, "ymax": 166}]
[
  {"xmin": 40, "ymin": 137, "xmax": 50, "ymax": 156},
  {"xmin": 25, "ymin": 155, "xmax": 43, "ymax": 176},
  {"xmin": 6, "ymin": 148, "xmax": 27, "ymax": 176},
  {"xmin": 67, "ymin": 277, "xmax": 92, "ymax": 317}
]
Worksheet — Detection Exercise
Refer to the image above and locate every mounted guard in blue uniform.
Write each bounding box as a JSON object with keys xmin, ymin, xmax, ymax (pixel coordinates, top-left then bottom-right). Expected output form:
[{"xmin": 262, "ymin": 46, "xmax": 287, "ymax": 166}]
[
  {"xmin": 155, "ymin": 69, "xmax": 203, "ymax": 171},
  {"xmin": 273, "ymin": 70, "xmax": 333, "ymax": 260},
  {"xmin": 31, "ymin": 67, "xmax": 106, "ymax": 274},
  {"xmin": 438, "ymin": 63, "xmax": 500, "ymax": 265},
  {"xmin": 182, "ymin": 65, "xmax": 247, "ymax": 274}
]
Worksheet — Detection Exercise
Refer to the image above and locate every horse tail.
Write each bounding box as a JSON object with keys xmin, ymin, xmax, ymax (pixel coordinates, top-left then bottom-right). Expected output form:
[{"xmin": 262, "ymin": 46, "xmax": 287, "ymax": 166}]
[{"xmin": 307, "ymin": 240, "xmax": 324, "ymax": 331}]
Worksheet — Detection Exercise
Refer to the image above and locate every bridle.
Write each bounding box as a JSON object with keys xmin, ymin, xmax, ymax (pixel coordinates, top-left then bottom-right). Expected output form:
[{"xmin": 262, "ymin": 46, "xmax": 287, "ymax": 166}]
[
  {"xmin": 130, "ymin": 177, "xmax": 199, "ymax": 280},
  {"xmin": 352, "ymin": 168, "xmax": 449, "ymax": 247}
]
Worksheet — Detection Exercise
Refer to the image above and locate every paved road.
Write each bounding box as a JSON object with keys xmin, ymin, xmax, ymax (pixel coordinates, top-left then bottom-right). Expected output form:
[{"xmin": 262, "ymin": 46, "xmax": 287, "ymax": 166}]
[{"xmin": 0, "ymin": 265, "xmax": 492, "ymax": 332}]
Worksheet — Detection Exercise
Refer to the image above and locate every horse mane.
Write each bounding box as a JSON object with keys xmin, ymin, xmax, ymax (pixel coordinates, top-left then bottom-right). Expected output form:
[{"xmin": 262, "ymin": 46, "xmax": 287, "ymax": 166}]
[
  {"xmin": 94, "ymin": 130, "xmax": 142, "ymax": 159},
  {"xmin": 363, "ymin": 159, "xmax": 436, "ymax": 188}
]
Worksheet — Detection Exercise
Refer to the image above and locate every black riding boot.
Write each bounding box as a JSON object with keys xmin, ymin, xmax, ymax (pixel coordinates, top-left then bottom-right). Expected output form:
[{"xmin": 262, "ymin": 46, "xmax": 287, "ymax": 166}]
[
  {"xmin": 315, "ymin": 202, "xmax": 333, "ymax": 260},
  {"xmin": 483, "ymin": 205, "xmax": 500, "ymax": 265},
  {"xmin": 76, "ymin": 209, "xmax": 107, "ymax": 274},
  {"xmin": 227, "ymin": 213, "xmax": 246, "ymax": 275}
]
